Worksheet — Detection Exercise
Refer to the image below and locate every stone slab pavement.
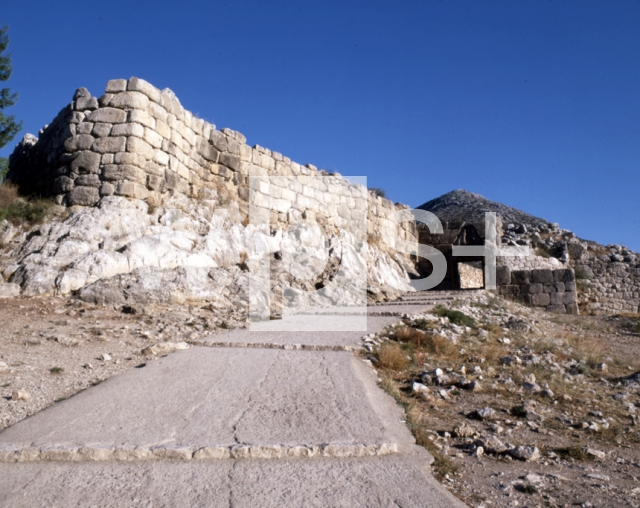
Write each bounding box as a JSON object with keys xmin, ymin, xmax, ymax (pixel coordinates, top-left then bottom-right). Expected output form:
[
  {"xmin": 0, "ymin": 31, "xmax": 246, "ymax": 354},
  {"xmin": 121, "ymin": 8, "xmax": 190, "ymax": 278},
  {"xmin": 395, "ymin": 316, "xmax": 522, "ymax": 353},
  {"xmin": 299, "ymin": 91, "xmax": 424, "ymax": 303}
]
[{"xmin": 0, "ymin": 314, "xmax": 467, "ymax": 507}]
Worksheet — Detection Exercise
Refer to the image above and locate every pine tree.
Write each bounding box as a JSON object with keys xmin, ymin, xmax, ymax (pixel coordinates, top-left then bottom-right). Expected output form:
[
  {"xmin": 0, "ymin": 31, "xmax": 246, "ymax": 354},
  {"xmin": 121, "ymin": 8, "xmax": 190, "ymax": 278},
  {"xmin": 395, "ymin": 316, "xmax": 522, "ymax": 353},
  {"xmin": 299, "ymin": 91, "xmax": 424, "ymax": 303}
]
[{"xmin": 0, "ymin": 25, "xmax": 22, "ymax": 181}]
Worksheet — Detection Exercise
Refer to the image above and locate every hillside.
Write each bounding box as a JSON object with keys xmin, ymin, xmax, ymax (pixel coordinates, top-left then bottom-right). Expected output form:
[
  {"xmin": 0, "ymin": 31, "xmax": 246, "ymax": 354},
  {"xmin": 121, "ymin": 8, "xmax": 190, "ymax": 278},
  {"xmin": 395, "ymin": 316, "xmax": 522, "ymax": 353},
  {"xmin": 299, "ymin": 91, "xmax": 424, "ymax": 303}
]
[{"xmin": 417, "ymin": 189, "xmax": 552, "ymax": 228}]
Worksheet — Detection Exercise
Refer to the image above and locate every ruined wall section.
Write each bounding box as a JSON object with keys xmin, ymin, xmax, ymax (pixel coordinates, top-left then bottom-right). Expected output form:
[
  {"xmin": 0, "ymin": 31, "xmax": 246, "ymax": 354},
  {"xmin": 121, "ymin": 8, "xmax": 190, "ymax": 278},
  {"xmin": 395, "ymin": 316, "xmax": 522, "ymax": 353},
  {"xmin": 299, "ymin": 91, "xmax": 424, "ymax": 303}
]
[
  {"xmin": 574, "ymin": 256, "xmax": 640, "ymax": 314},
  {"xmin": 495, "ymin": 266, "xmax": 578, "ymax": 315},
  {"xmin": 8, "ymin": 78, "xmax": 416, "ymax": 249}
]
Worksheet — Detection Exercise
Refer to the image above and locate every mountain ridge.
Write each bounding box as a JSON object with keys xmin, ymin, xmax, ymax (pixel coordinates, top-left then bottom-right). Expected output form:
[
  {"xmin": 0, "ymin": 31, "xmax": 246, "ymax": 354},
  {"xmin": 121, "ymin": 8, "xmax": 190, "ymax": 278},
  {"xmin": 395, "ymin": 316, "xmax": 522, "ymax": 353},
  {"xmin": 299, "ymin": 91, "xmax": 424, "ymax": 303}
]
[{"xmin": 416, "ymin": 189, "xmax": 552, "ymax": 229}]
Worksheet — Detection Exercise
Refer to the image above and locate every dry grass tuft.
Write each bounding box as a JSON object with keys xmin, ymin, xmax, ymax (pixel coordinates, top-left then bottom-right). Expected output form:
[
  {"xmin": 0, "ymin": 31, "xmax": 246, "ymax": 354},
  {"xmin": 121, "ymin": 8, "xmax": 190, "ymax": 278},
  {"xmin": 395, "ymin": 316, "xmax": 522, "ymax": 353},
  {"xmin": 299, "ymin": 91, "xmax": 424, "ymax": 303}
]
[
  {"xmin": 377, "ymin": 342, "xmax": 409, "ymax": 370},
  {"xmin": 414, "ymin": 426, "xmax": 459, "ymax": 478},
  {"xmin": 554, "ymin": 446, "xmax": 592, "ymax": 461},
  {"xmin": 0, "ymin": 182, "xmax": 19, "ymax": 209},
  {"xmin": 0, "ymin": 182, "xmax": 52, "ymax": 225}
]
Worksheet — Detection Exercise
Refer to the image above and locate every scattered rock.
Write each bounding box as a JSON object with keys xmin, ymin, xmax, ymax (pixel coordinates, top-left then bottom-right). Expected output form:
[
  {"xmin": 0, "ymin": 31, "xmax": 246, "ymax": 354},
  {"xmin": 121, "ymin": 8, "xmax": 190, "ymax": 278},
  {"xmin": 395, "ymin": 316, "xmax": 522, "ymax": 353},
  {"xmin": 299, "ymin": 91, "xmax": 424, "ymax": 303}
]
[
  {"xmin": 474, "ymin": 407, "xmax": 497, "ymax": 420},
  {"xmin": 500, "ymin": 355, "xmax": 522, "ymax": 366},
  {"xmin": 142, "ymin": 342, "xmax": 190, "ymax": 355},
  {"xmin": 509, "ymin": 446, "xmax": 540, "ymax": 461},
  {"xmin": 411, "ymin": 382, "xmax": 430, "ymax": 400},
  {"xmin": 463, "ymin": 380, "xmax": 482, "ymax": 392},
  {"xmin": 0, "ymin": 283, "xmax": 21, "ymax": 299},
  {"xmin": 11, "ymin": 390, "xmax": 31, "ymax": 401},
  {"xmin": 585, "ymin": 447, "xmax": 606, "ymax": 460},
  {"xmin": 453, "ymin": 422, "xmax": 477, "ymax": 438},
  {"xmin": 476, "ymin": 435, "xmax": 509, "ymax": 454},
  {"xmin": 0, "ymin": 361, "xmax": 9, "ymax": 373},
  {"xmin": 586, "ymin": 473, "xmax": 610, "ymax": 481},
  {"xmin": 55, "ymin": 336, "xmax": 80, "ymax": 347}
]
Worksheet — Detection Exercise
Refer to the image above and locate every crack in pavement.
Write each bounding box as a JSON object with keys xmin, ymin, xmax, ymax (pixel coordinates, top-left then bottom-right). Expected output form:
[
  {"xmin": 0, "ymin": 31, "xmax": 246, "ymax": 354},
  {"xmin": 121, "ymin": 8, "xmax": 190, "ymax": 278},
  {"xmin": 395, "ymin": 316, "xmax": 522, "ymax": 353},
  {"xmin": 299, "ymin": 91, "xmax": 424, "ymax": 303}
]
[
  {"xmin": 230, "ymin": 350, "xmax": 281, "ymax": 444},
  {"xmin": 320, "ymin": 351, "xmax": 356, "ymax": 443}
]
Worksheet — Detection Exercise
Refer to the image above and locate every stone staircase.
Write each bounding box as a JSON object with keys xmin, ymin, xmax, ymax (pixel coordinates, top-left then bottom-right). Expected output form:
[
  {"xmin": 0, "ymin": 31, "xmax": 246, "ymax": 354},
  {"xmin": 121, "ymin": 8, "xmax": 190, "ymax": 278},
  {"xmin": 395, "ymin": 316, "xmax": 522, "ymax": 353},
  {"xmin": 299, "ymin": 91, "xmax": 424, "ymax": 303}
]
[{"xmin": 368, "ymin": 289, "xmax": 483, "ymax": 316}]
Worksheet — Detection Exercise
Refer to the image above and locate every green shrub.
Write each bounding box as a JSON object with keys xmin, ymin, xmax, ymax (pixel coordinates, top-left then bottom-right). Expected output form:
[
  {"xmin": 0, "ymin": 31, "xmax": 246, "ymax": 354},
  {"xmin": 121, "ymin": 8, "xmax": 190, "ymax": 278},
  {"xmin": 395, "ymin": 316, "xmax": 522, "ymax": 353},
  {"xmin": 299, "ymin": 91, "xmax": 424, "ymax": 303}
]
[
  {"xmin": 433, "ymin": 307, "xmax": 476, "ymax": 328},
  {"xmin": 0, "ymin": 183, "xmax": 52, "ymax": 224}
]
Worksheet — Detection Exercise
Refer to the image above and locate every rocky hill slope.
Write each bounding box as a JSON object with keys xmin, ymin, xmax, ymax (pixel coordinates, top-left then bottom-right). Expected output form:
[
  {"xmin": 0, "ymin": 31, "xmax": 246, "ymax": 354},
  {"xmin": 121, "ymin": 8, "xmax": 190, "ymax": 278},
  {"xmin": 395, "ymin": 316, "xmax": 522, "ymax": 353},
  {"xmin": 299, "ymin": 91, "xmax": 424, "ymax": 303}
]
[{"xmin": 417, "ymin": 189, "xmax": 552, "ymax": 229}]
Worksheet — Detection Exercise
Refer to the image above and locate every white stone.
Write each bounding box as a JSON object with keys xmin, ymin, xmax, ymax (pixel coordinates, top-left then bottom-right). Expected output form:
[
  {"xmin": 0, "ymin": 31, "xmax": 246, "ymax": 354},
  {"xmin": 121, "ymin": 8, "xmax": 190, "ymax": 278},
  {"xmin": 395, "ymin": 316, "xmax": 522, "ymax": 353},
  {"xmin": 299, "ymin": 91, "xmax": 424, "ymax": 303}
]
[
  {"xmin": 509, "ymin": 446, "xmax": 540, "ymax": 461},
  {"xmin": 105, "ymin": 79, "xmax": 127, "ymax": 93},
  {"xmin": 0, "ymin": 283, "xmax": 20, "ymax": 298},
  {"xmin": 142, "ymin": 342, "xmax": 190, "ymax": 355},
  {"xmin": 11, "ymin": 389, "xmax": 31, "ymax": 401},
  {"xmin": 128, "ymin": 109, "xmax": 155, "ymax": 129},
  {"xmin": 108, "ymin": 91, "xmax": 150, "ymax": 110},
  {"xmin": 127, "ymin": 77, "xmax": 162, "ymax": 103},
  {"xmin": 111, "ymin": 122, "xmax": 145, "ymax": 137}
]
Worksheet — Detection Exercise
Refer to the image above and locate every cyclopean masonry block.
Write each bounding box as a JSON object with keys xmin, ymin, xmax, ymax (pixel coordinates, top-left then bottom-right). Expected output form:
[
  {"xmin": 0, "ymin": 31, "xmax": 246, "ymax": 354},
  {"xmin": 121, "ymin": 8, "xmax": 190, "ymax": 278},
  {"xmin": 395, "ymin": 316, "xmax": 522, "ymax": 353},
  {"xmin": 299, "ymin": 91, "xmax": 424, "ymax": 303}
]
[
  {"xmin": 458, "ymin": 261, "xmax": 483, "ymax": 289},
  {"xmin": 497, "ymin": 267, "xmax": 578, "ymax": 314},
  {"xmin": 7, "ymin": 77, "xmax": 418, "ymax": 254}
]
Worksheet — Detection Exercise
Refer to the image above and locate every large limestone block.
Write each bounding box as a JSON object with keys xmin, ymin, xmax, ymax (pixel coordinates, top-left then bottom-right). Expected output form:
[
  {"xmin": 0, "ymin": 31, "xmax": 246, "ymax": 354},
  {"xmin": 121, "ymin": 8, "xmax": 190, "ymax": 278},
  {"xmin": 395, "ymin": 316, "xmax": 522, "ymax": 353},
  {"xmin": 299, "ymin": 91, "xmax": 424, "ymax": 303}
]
[
  {"xmin": 155, "ymin": 119, "xmax": 171, "ymax": 139},
  {"xmin": 511, "ymin": 270, "xmax": 530, "ymax": 284},
  {"xmin": 100, "ymin": 183, "xmax": 115, "ymax": 196},
  {"xmin": 108, "ymin": 91, "xmax": 150, "ymax": 110},
  {"xmin": 153, "ymin": 149, "xmax": 170, "ymax": 166},
  {"xmin": 531, "ymin": 293, "xmax": 550, "ymax": 306},
  {"xmin": 553, "ymin": 268, "xmax": 575, "ymax": 283},
  {"xmin": 53, "ymin": 176, "xmax": 74, "ymax": 194},
  {"xmin": 531, "ymin": 269, "xmax": 554, "ymax": 284},
  {"xmin": 127, "ymin": 136, "xmax": 154, "ymax": 159},
  {"xmin": 191, "ymin": 117, "xmax": 204, "ymax": 135},
  {"xmin": 92, "ymin": 123, "xmax": 113, "ymax": 137},
  {"xmin": 115, "ymin": 181, "xmax": 136, "ymax": 197},
  {"xmin": 111, "ymin": 122, "xmax": 145, "ymax": 137},
  {"xmin": 144, "ymin": 160, "xmax": 165, "ymax": 177},
  {"xmin": 128, "ymin": 77, "xmax": 162, "ymax": 103},
  {"xmin": 88, "ymin": 107, "xmax": 127, "ymax": 124},
  {"xmin": 496, "ymin": 265, "xmax": 510, "ymax": 286},
  {"xmin": 75, "ymin": 174, "xmax": 101, "ymax": 187},
  {"xmin": 128, "ymin": 109, "xmax": 155, "ymax": 129},
  {"xmin": 74, "ymin": 96, "xmax": 98, "ymax": 111},
  {"xmin": 102, "ymin": 164, "xmax": 147, "ymax": 185},
  {"xmin": 64, "ymin": 135, "xmax": 95, "ymax": 151},
  {"xmin": 458, "ymin": 261, "xmax": 484, "ymax": 289},
  {"xmin": 114, "ymin": 152, "xmax": 145, "ymax": 166},
  {"xmin": 220, "ymin": 153, "xmax": 241, "ymax": 171},
  {"xmin": 149, "ymin": 102, "xmax": 168, "ymax": 122},
  {"xmin": 71, "ymin": 151, "xmax": 101, "ymax": 174},
  {"xmin": 68, "ymin": 186, "xmax": 100, "ymax": 206},
  {"xmin": 182, "ymin": 126, "xmax": 196, "ymax": 147},
  {"xmin": 143, "ymin": 127, "xmax": 163, "ymax": 149},
  {"xmin": 196, "ymin": 138, "xmax": 219, "ymax": 162},
  {"xmin": 132, "ymin": 183, "xmax": 149, "ymax": 200},
  {"xmin": 105, "ymin": 79, "xmax": 127, "ymax": 93},
  {"xmin": 164, "ymin": 169, "xmax": 189, "ymax": 193},
  {"xmin": 147, "ymin": 175, "xmax": 165, "ymax": 191},
  {"xmin": 92, "ymin": 136, "xmax": 126, "ymax": 154}
]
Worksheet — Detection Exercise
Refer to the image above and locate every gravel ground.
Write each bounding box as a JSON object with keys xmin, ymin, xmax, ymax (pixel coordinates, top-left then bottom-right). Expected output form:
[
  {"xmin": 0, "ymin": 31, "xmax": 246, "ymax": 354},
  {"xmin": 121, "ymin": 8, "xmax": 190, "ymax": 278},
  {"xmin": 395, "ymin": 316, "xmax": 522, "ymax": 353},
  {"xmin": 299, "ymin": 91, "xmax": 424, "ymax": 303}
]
[
  {"xmin": 364, "ymin": 293, "xmax": 640, "ymax": 508},
  {"xmin": 0, "ymin": 296, "xmax": 244, "ymax": 430},
  {"xmin": 2, "ymin": 292, "xmax": 640, "ymax": 507}
]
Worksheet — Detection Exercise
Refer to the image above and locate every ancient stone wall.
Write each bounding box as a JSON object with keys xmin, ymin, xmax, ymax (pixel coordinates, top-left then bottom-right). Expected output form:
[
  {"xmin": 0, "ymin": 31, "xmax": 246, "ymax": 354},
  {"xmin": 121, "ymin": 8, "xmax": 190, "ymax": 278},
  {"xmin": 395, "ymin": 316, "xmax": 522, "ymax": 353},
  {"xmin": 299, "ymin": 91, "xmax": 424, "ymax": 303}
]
[
  {"xmin": 497, "ymin": 254, "xmax": 565, "ymax": 272},
  {"xmin": 8, "ymin": 77, "xmax": 416, "ymax": 250},
  {"xmin": 574, "ymin": 258, "xmax": 640, "ymax": 314},
  {"xmin": 495, "ymin": 266, "xmax": 578, "ymax": 314}
]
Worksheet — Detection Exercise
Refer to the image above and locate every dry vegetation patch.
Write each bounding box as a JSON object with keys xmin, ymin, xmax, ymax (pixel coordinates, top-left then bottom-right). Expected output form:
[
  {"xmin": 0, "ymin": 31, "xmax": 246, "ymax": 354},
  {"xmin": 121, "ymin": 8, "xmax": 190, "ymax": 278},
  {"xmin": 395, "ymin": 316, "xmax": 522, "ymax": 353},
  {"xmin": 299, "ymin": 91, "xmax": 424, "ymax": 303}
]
[
  {"xmin": 0, "ymin": 182, "xmax": 53, "ymax": 225},
  {"xmin": 364, "ymin": 294, "xmax": 640, "ymax": 507}
]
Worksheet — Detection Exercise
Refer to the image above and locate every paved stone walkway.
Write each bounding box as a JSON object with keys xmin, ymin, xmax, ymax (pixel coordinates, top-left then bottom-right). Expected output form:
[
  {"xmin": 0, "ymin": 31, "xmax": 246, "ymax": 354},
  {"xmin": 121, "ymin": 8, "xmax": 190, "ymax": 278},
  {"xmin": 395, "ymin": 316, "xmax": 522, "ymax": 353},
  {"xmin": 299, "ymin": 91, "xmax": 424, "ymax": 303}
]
[{"xmin": 0, "ymin": 293, "xmax": 468, "ymax": 507}]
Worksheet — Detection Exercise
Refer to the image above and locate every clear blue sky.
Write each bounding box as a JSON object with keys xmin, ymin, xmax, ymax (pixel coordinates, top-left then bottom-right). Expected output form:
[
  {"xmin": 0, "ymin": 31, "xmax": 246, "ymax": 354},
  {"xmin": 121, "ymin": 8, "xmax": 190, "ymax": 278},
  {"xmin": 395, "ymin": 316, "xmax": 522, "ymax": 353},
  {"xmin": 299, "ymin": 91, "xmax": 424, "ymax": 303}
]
[{"xmin": 2, "ymin": 0, "xmax": 639, "ymax": 250}]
